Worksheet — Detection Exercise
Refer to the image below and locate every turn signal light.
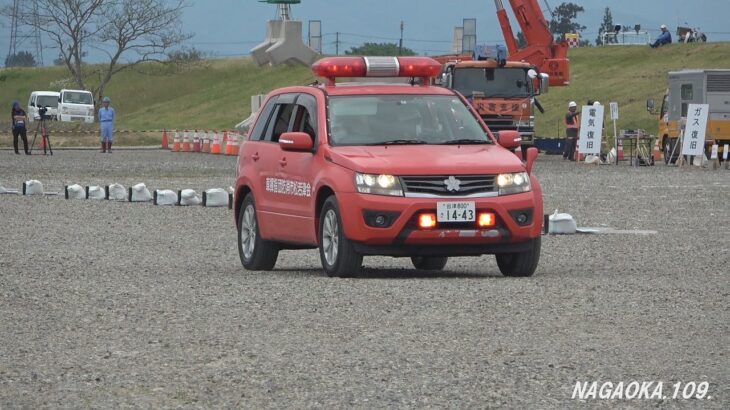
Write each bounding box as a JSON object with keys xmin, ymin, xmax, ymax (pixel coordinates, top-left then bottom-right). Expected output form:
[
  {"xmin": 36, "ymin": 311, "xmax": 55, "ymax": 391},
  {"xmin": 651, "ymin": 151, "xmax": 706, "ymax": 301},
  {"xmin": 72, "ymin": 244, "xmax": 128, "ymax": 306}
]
[
  {"xmin": 478, "ymin": 212, "xmax": 496, "ymax": 228},
  {"xmin": 418, "ymin": 213, "xmax": 437, "ymax": 229}
]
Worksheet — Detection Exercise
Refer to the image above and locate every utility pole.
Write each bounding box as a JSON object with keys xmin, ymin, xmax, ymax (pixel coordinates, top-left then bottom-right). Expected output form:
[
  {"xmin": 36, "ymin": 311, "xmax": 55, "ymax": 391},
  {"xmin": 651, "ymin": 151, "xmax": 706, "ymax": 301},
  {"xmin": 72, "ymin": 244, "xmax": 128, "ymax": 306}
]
[
  {"xmin": 398, "ymin": 21, "xmax": 404, "ymax": 55},
  {"xmin": 335, "ymin": 32, "xmax": 339, "ymax": 55}
]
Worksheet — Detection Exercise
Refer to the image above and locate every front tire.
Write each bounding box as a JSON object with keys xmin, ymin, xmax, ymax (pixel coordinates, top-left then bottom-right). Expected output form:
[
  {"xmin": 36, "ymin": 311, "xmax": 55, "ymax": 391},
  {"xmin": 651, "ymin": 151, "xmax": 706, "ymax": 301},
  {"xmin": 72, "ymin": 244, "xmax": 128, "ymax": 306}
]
[
  {"xmin": 319, "ymin": 196, "xmax": 362, "ymax": 277},
  {"xmin": 411, "ymin": 256, "xmax": 448, "ymax": 270},
  {"xmin": 496, "ymin": 237, "xmax": 541, "ymax": 277},
  {"xmin": 238, "ymin": 193, "xmax": 279, "ymax": 270}
]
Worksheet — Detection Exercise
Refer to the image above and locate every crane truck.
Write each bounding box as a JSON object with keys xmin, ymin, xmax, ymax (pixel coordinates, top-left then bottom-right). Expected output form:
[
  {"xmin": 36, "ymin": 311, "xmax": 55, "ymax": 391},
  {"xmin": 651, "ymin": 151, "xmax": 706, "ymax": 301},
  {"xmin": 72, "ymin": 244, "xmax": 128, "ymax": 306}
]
[{"xmin": 434, "ymin": 0, "xmax": 567, "ymax": 156}]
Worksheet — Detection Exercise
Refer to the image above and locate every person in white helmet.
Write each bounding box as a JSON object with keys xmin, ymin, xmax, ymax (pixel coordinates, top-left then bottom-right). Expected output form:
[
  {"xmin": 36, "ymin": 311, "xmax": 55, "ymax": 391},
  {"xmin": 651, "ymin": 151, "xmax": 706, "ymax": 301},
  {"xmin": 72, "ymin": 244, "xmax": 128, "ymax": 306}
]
[
  {"xmin": 564, "ymin": 101, "xmax": 580, "ymax": 160},
  {"xmin": 650, "ymin": 24, "xmax": 672, "ymax": 48}
]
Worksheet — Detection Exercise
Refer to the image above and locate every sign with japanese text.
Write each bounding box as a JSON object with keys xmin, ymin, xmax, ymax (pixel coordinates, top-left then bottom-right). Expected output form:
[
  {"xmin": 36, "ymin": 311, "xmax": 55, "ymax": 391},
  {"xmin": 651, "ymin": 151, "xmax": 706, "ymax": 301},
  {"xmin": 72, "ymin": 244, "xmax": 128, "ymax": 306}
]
[
  {"xmin": 681, "ymin": 104, "xmax": 709, "ymax": 156},
  {"xmin": 578, "ymin": 104, "xmax": 604, "ymax": 155},
  {"xmin": 609, "ymin": 102, "xmax": 619, "ymax": 120}
]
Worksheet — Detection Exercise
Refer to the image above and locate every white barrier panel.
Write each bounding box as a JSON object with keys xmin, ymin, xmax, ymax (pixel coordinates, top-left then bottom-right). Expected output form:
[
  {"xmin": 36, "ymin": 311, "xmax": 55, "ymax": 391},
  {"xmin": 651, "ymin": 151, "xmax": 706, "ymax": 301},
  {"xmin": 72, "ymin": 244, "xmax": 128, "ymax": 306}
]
[
  {"xmin": 106, "ymin": 184, "xmax": 127, "ymax": 201},
  {"xmin": 153, "ymin": 189, "xmax": 178, "ymax": 206},
  {"xmin": 128, "ymin": 183, "xmax": 152, "ymax": 202},
  {"xmin": 23, "ymin": 180, "xmax": 44, "ymax": 195},
  {"xmin": 86, "ymin": 186, "xmax": 105, "ymax": 200},
  {"xmin": 0, "ymin": 184, "xmax": 19, "ymax": 194},
  {"xmin": 65, "ymin": 184, "xmax": 85, "ymax": 200},
  {"xmin": 202, "ymin": 188, "xmax": 230, "ymax": 208},
  {"xmin": 178, "ymin": 189, "xmax": 201, "ymax": 206}
]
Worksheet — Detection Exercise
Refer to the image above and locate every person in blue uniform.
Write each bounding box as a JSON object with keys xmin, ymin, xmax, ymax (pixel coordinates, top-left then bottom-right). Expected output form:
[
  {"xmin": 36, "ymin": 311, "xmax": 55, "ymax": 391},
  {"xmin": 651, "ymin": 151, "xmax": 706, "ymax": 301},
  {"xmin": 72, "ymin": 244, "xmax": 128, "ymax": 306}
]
[
  {"xmin": 99, "ymin": 96, "xmax": 115, "ymax": 153},
  {"xmin": 11, "ymin": 101, "xmax": 30, "ymax": 155},
  {"xmin": 650, "ymin": 25, "xmax": 672, "ymax": 48}
]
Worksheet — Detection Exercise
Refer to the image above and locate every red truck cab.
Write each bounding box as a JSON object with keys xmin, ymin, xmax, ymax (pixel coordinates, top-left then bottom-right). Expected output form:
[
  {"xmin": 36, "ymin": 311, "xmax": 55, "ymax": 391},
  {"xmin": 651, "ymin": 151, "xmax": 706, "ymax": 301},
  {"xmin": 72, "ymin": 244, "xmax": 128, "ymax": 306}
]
[{"xmin": 234, "ymin": 56, "xmax": 543, "ymax": 277}]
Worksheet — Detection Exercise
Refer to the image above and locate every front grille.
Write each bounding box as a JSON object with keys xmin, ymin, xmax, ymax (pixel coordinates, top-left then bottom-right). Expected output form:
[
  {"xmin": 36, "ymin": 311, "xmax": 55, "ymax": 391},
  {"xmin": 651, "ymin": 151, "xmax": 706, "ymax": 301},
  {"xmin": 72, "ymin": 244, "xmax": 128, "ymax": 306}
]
[
  {"xmin": 707, "ymin": 74, "xmax": 730, "ymax": 92},
  {"xmin": 401, "ymin": 175, "xmax": 496, "ymax": 196}
]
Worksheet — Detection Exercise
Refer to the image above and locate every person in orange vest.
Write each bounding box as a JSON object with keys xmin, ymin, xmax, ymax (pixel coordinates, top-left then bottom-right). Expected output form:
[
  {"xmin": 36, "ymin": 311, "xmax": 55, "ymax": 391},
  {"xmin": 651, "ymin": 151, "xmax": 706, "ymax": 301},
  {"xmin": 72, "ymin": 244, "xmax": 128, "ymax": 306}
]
[{"xmin": 563, "ymin": 101, "xmax": 580, "ymax": 161}]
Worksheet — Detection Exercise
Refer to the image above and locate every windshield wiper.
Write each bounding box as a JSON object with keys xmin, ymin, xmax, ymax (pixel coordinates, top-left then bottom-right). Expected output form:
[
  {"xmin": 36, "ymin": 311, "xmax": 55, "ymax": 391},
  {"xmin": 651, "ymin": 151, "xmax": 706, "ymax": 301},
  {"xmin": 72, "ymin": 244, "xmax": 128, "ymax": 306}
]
[
  {"xmin": 365, "ymin": 139, "xmax": 429, "ymax": 145},
  {"xmin": 439, "ymin": 138, "xmax": 491, "ymax": 145}
]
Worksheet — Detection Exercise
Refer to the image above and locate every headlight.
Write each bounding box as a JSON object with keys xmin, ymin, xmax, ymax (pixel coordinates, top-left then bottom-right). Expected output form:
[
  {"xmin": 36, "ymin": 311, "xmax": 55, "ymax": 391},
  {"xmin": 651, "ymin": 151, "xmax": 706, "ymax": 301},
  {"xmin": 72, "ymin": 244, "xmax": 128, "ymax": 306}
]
[
  {"xmin": 355, "ymin": 173, "xmax": 403, "ymax": 196},
  {"xmin": 496, "ymin": 172, "xmax": 531, "ymax": 195}
]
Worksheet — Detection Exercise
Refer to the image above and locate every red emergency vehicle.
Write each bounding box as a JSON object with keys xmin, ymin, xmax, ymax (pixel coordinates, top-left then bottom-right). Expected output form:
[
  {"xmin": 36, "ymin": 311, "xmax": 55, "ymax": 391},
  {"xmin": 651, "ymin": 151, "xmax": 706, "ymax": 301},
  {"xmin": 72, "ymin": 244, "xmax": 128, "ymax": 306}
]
[{"xmin": 234, "ymin": 56, "xmax": 543, "ymax": 277}]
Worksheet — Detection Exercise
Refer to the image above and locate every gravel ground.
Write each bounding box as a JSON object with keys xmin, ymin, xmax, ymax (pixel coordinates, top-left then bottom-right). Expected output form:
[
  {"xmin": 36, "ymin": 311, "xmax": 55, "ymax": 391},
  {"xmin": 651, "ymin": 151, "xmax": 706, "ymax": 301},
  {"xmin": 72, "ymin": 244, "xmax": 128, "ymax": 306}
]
[{"xmin": 0, "ymin": 150, "xmax": 728, "ymax": 409}]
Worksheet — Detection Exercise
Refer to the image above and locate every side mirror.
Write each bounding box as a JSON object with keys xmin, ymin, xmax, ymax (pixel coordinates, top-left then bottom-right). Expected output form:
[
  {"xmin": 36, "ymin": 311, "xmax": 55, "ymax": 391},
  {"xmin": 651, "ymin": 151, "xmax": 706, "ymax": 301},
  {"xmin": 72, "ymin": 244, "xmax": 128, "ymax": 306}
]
[
  {"xmin": 525, "ymin": 147, "xmax": 538, "ymax": 174},
  {"xmin": 58, "ymin": 97, "xmax": 61, "ymax": 103},
  {"xmin": 30, "ymin": 102, "xmax": 35, "ymax": 107},
  {"xmin": 279, "ymin": 132, "xmax": 314, "ymax": 152},
  {"xmin": 497, "ymin": 130, "xmax": 521, "ymax": 150},
  {"xmin": 539, "ymin": 73, "xmax": 549, "ymax": 94},
  {"xmin": 646, "ymin": 98, "xmax": 655, "ymax": 113}
]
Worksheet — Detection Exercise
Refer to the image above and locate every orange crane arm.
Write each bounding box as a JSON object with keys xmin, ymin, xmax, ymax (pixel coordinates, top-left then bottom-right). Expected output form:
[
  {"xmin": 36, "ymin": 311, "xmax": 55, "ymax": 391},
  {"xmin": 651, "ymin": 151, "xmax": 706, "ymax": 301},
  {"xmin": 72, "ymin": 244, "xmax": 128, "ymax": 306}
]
[{"xmin": 493, "ymin": 0, "xmax": 570, "ymax": 86}]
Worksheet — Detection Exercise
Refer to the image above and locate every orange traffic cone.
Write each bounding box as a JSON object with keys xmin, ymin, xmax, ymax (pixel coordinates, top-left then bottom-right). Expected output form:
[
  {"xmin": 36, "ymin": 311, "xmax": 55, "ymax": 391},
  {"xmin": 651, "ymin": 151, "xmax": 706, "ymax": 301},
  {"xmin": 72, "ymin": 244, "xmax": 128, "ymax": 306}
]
[
  {"xmin": 161, "ymin": 129, "xmax": 169, "ymax": 149},
  {"xmin": 652, "ymin": 139, "xmax": 661, "ymax": 163},
  {"xmin": 172, "ymin": 130, "xmax": 181, "ymax": 152},
  {"xmin": 202, "ymin": 131, "xmax": 211, "ymax": 153},
  {"xmin": 222, "ymin": 131, "xmax": 230, "ymax": 154},
  {"xmin": 192, "ymin": 130, "xmax": 201, "ymax": 152},
  {"xmin": 226, "ymin": 134, "xmax": 240, "ymax": 156},
  {"xmin": 211, "ymin": 132, "xmax": 222, "ymax": 154},
  {"xmin": 181, "ymin": 130, "xmax": 191, "ymax": 152},
  {"xmin": 617, "ymin": 139, "xmax": 624, "ymax": 161}
]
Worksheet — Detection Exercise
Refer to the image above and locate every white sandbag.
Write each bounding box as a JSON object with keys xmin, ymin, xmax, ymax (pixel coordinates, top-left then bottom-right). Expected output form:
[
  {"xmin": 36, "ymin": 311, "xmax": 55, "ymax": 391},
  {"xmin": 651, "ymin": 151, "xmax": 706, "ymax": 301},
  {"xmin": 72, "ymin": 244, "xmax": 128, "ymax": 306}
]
[
  {"xmin": 202, "ymin": 188, "xmax": 228, "ymax": 207},
  {"xmin": 154, "ymin": 189, "xmax": 178, "ymax": 206},
  {"xmin": 23, "ymin": 180, "xmax": 44, "ymax": 195},
  {"xmin": 584, "ymin": 154, "xmax": 601, "ymax": 165},
  {"xmin": 107, "ymin": 183, "xmax": 127, "ymax": 201},
  {"xmin": 606, "ymin": 148, "xmax": 616, "ymax": 164},
  {"xmin": 87, "ymin": 186, "xmax": 105, "ymax": 200},
  {"xmin": 179, "ymin": 189, "xmax": 201, "ymax": 206},
  {"xmin": 65, "ymin": 184, "xmax": 85, "ymax": 200},
  {"xmin": 129, "ymin": 183, "xmax": 152, "ymax": 202},
  {"xmin": 548, "ymin": 209, "xmax": 577, "ymax": 234}
]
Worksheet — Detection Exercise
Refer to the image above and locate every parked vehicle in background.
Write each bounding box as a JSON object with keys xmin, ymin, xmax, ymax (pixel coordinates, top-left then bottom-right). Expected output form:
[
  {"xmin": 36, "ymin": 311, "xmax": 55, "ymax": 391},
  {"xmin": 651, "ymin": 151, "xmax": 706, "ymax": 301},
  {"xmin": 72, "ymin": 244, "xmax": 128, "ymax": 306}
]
[
  {"xmin": 647, "ymin": 69, "xmax": 730, "ymax": 163},
  {"xmin": 27, "ymin": 91, "xmax": 60, "ymax": 122},
  {"xmin": 58, "ymin": 89, "xmax": 95, "ymax": 123}
]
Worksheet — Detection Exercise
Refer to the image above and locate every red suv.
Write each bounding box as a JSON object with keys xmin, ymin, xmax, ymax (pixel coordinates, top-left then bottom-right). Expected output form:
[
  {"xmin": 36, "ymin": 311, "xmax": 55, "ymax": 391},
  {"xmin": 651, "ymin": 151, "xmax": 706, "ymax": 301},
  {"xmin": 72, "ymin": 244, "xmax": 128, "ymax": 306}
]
[{"xmin": 234, "ymin": 56, "xmax": 543, "ymax": 277}]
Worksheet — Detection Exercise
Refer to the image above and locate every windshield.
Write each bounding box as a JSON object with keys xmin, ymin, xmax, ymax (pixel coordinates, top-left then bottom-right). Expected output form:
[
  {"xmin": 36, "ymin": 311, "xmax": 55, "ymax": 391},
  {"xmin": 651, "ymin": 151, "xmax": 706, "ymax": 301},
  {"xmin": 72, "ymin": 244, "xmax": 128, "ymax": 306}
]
[
  {"xmin": 62, "ymin": 91, "xmax": 93, "ymax": 105},
  {"xmin": 37, "ymin": 95, "xmax": 58, "ymax": 108},
  {"xmin": 328, "ymin": 94, "xmax": 491, "ymax": 146},
  {"xmin": 452, "ymin": 68, "xmax": 533, "ymax": 98}
]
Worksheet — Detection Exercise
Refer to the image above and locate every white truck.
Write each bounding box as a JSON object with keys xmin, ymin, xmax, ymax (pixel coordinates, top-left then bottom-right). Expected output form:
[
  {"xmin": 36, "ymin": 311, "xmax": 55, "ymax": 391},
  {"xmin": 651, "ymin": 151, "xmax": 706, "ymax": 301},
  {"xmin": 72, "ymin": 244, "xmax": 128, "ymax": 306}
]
[
  {"xmin": 27, "ymin": 91, "xmax": 60, "ymax": 122},
  {"xmin": 58, "ymin": 89, "xmax": 95, "ymax": 123}
]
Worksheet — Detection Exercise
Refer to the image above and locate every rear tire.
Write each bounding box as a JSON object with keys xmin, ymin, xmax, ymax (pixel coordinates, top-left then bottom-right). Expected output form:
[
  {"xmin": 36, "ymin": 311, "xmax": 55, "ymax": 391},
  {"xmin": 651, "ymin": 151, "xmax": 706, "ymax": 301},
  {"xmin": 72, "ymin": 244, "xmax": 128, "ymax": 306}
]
[
  {"xmin": 411, "ymin": 256, "xmax": 448, "ymax": 270},
  {"xmin": 319, "ymin": 196, "xmax": 362, "ymax": 277},
  {"xmin": 496, "ymin": 237, "xmax": 540, "ymax": 277},
  {"xmin": 238, "ymin": 193, "xmax": 279, "ymax": 270}
]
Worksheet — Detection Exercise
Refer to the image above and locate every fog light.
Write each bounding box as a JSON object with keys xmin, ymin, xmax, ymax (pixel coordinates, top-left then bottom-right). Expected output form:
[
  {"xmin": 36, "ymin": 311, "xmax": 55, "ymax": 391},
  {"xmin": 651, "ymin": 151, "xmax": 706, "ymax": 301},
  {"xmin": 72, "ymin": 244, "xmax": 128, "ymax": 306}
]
[
  {"xmin": 477, "ymin": 212, "xmax": 496, "ymax": 228},
  {"xmin": 516, "ymin": 213, "xmax": 528, "ymax": 224},
  {"xmin": 374, "ymin": 215, "xmax": 387, "ymax": 226},
  {"xmin": 418, "ymin": 213, "xmax": 437, "ymax": 229}
]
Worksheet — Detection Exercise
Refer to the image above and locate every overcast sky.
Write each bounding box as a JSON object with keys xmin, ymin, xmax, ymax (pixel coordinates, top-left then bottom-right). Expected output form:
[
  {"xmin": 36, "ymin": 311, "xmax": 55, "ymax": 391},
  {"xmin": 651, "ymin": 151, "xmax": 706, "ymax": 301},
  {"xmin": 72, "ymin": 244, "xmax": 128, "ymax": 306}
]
[{"xmin": 1, "ymin": 0, "xmax": 728, "ymax": 65}]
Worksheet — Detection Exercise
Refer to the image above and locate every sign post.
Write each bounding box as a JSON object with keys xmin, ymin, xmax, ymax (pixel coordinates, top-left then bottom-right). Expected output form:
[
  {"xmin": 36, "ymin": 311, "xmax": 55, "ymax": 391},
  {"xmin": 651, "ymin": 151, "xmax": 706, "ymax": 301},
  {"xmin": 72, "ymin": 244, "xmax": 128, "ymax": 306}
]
[
  {"xmin": 609, "ymin": 102, "xmax": 618, "ymax": 164},
  {"xmin": 680, "ymin": 103, "xmax": 709, "ymax": 167},
  {"xmin": 578, "ymin": 104, "xmax": 605, "ymax": 158}
]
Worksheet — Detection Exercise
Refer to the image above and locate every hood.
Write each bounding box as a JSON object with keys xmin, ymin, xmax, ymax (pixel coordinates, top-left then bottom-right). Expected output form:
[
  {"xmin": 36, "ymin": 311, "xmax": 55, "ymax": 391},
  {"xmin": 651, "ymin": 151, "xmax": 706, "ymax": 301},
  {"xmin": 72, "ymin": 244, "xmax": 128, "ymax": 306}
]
[{"xmin": 326, "ymin": 144, "xmax": 525, "ymax": 175}]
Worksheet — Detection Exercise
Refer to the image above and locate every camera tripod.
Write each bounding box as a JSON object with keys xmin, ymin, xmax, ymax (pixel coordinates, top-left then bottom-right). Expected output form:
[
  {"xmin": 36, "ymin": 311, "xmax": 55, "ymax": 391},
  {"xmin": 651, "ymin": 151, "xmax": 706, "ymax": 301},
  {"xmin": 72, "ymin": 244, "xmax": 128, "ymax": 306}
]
[{"xmin": 29, "ymin": 109, "xmax": 53, "ymax": 155}]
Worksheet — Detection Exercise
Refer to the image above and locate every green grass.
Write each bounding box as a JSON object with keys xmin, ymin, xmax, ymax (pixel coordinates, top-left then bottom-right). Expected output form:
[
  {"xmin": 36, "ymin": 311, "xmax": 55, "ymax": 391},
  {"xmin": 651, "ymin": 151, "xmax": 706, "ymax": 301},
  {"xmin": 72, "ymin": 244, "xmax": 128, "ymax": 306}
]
[
  {"xmin": 2, "ymin": 42, "xmax": 730, "ymax": 144},
  {"xmin": 537, "ymin": 42, "xmax": 730, "ymax": 137}
]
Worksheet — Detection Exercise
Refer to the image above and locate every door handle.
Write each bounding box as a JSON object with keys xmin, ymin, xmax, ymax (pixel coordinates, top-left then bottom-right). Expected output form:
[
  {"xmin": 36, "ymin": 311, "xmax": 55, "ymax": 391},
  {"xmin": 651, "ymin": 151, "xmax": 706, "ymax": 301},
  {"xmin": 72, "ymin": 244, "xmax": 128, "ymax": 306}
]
[
  {"xmin": 279, "ymin": 158, "xmax": 287, "ymax": 167},
  {"xmin": 251, "ymin": 152, "xmax": 259, "ymax": 161}
]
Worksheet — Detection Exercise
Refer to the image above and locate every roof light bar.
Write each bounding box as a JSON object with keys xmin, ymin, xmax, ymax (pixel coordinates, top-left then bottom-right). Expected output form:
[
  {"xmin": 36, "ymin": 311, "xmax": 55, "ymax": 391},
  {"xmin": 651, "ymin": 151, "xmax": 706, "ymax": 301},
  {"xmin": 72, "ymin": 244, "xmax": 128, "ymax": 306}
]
[{"xmin": 311, "ymin": 56, "xmax": 442, "ymax": 85}]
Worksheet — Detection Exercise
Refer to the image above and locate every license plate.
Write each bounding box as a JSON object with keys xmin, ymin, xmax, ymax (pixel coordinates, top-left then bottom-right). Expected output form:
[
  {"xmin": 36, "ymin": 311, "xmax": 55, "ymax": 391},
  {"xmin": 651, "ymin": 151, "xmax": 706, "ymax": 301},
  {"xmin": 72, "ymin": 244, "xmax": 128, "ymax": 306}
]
[{"xmin": 437, "ymin": 201, "xmax": 475, "ymax": 222}]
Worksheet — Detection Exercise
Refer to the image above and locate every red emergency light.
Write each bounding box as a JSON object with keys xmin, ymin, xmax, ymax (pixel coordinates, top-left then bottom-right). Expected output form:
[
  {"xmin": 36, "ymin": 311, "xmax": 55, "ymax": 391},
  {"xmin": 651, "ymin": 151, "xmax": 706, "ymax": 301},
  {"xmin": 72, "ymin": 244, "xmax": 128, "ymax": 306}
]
[{"xmin": 311, "ymin": 56, "xmax": 442, "ymax": 85}]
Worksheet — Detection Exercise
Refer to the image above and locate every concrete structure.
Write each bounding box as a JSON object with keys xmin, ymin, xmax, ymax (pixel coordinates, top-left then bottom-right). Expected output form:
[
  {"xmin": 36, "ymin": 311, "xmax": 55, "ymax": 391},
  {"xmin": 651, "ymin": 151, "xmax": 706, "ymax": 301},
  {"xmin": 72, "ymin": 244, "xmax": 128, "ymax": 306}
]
[{"xmin": 250, "ymin": 1, "xmax": 317, "ymax": 66}]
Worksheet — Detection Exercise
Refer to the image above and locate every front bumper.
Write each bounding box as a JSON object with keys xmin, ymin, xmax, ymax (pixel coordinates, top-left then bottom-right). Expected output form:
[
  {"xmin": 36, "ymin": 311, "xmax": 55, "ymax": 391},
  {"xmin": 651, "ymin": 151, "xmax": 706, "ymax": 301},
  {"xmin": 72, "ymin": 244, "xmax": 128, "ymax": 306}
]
[
  {"xmin": 60, "ymin": 114, "xmax": 94, "ymax": 123},
  {"xmin": 337, "ymin": 191, "xmax": 540, "ymax": 255}
]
